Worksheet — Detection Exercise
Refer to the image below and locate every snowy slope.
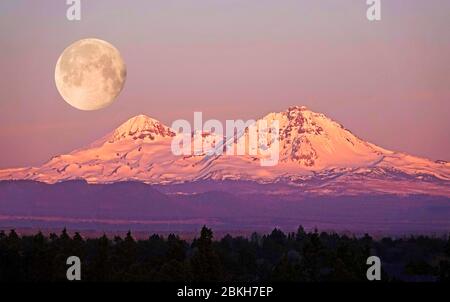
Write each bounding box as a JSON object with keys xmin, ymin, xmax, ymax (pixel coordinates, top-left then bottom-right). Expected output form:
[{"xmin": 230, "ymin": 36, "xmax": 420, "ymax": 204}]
[{"xmin": 0, "ymin": 106, "xmax": 449, "ymax": 196}]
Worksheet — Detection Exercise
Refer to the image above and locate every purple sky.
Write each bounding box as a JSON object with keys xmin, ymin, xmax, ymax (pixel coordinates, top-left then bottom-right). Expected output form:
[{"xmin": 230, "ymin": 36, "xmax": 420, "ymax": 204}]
[{"xmin": 0, "ymin": 0, "xmax": 449, "ymax": 168}]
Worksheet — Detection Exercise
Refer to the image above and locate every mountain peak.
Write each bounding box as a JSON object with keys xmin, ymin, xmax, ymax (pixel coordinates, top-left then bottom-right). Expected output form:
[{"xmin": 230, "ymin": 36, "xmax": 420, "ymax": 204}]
[
  {"xmin": 1, "ymin": 106, "xmax": 449, "ymax": 194},
  {"xmin": 109, "ymin": 114, "xmax": 175, "ymax": 142},
  {"xmin": 287, "ymin": 105, "xmax": 309, "ymax": 112},
  {"xmin": 129, "ymin": 114, "xmax": 156, "ymax": 121}
]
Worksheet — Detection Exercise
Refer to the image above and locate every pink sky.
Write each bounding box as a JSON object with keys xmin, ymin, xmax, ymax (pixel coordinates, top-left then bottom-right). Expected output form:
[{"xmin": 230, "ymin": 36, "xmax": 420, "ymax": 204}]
[{"xmin": 0, "ymin": 0, "xmax": 449, "ymax": 168}]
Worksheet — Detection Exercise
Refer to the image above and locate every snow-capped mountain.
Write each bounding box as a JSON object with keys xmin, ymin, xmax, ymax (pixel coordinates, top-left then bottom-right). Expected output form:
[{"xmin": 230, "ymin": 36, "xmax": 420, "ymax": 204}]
[{"xmin": 1, "ymin": 106, "xmax": 449, "ymax": 196}]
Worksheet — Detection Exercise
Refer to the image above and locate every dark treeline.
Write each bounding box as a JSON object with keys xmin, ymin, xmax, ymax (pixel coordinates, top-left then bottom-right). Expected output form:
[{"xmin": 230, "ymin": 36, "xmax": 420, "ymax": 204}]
[{"xmin": 0, "ymin": 226, "xmax": 449, "ymax": 282}]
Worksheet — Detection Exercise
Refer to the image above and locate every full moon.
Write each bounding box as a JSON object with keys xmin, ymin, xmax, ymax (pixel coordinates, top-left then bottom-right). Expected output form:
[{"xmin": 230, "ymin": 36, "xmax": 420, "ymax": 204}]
[{"xmin": 55, "ymin": 38, "xmax": 127, "ymax": 111}]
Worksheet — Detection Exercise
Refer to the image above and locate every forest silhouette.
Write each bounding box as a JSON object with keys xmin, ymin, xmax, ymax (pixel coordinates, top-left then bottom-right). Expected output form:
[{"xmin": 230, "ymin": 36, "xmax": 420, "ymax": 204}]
[{"xmin": 0, "ymin": 226, "xmax": 449, "ymax": 282}]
